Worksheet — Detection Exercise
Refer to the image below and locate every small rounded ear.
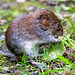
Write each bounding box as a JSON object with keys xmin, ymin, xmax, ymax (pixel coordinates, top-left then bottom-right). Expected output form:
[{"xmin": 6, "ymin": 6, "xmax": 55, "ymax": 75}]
[{"xmin": 39, "ymin": 13, "xmax": 50, "ymax": 30}]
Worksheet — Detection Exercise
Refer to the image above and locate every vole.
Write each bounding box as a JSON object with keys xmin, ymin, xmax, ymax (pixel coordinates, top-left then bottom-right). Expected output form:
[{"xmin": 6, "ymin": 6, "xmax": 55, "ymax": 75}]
[{"xmin": 5, "ymin": 8, "xmax": 63, "ymax": 59}]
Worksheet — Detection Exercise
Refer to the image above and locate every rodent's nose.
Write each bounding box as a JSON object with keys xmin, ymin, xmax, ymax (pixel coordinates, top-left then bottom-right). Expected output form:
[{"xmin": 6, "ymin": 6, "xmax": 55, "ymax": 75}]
[
  {"xmin": 61, "ymin": 30, "xmax": 63, "ymax": 35},
  {"xmin": 60, "ymin": 30, "xmax": 63, "ymax": 36},
  {"xmin": 57, "ymin": 29, "xmax": 63, "ymax": 36},
  {"xmin": 59, "ymin": 26, "xmax": 63, "ymax": 36},
  {"xmin": 61, "ymin": 28, "xmax": 63, "ymax": 35}
]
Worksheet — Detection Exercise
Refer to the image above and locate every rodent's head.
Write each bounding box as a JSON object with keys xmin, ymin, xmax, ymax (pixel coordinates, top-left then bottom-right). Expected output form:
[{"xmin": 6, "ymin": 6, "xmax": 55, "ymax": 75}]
[{"xmin": 34, "ymin": 9, "xmax": 63, "ymax": 38}]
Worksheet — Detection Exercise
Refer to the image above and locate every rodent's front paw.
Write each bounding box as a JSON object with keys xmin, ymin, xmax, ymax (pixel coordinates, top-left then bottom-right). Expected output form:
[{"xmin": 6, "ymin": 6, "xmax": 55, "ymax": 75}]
[
  {"xmin": 55, "ymin": 39, "xmax": 61, "ymax": 42},
  {"xmin": 49, "ymin": 36, "xmax": 61, "ymax": 42}
]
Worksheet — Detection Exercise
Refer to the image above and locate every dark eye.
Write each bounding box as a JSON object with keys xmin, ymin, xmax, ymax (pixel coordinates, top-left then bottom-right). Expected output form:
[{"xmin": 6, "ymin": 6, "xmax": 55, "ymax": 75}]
[{"xmin": 57, "ymin": 23, "xmax": 60, "ymax": 27}]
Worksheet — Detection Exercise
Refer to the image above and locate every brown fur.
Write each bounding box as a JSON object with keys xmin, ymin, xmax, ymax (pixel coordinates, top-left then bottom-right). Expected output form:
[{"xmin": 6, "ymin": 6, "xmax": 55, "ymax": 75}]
[{"xmin": 5, "ymin": 9, "xmax": 63, "ymax": 58}]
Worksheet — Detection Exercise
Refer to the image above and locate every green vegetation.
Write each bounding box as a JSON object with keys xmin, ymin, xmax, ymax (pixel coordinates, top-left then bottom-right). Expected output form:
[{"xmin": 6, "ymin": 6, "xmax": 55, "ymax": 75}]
[{"xmin": 0, "ymin": 0, "xmax": 75, "ymax": 75}]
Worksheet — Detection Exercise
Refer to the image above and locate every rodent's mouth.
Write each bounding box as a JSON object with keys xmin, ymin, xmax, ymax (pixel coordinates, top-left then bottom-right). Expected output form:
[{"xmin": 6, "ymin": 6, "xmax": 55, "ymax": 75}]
[{"xmin": 54, "ymin": 35, "xmax": 58, "ymax": 38}]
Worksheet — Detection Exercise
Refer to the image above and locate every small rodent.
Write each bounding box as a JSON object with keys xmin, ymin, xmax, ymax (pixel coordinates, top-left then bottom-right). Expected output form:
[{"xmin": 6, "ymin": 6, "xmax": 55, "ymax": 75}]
[{"xmin": 5, "ymin": 9, "xmax": 63, "ymax": 58}]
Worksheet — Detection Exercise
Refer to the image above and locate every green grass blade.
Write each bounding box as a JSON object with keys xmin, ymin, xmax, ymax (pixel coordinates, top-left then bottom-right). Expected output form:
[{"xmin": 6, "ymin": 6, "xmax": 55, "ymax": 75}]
[
  {"xmin": 66, "ymin": 36, "xmax": 75, "ymax": 47},
  {"xmin": 58, "ymin": 55, "xmax": 75, "ymax": 70},
  {"xmin": 68, "ymin": 17, "xmax": 75, "ymax": 33},
  {"xmin": 60, "ymin": 38, "xmax": 72, "ymax": 48},
  {"xmin": 39, "ymin": 69, "xmax": 64, "ymax": 75},
  {"xmin": 58, "ymin": 55, "xmax": 72, "ymax": 65}
]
